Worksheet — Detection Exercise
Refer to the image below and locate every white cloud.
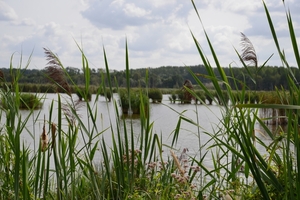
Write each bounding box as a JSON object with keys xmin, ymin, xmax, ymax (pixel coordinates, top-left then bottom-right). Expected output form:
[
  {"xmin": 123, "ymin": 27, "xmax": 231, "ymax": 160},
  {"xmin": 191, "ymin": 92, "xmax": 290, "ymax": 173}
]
[
  {"xmin": 218, "ymin": 0, "xmax": 261, "ymax": 13},
  {"xmin": 0, "ymin": 1, "xmax": 18, "ymax": 21},
  {"xmin": 13, "ymin": 18, "xmax": 36, "ymax": 26},
  {"xmin": 152, "ymin": 0, "xmax": 176, "ymax": 8},
  {"xmin": 0, "ymin": 0, "xmax": 299, "ymax": 71},
  {"xmin": 81, "ymin": 1, "xmax": 156, "ymax": 30},
  {"xmin": 123, "ymin": 3, "xmax": 151, "ymax": 17}
]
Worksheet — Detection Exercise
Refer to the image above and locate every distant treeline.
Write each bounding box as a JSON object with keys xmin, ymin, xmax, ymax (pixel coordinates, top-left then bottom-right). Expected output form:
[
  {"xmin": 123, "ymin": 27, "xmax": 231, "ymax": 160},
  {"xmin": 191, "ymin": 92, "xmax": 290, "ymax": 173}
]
[{"xmin": 0, "ymin": 65, "xmax": 299, "ymax": 91}]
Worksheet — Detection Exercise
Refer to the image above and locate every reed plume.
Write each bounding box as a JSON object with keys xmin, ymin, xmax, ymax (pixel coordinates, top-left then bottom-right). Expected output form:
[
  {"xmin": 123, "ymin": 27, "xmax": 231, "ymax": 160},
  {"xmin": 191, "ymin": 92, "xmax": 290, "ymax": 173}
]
[
  {"xmin": 44, "ymin": 47, "xmax": 84, "ymax": 126},
  {"xmin": 44, "ymin": 47, "xmax": 71, "ymax": 95},
  {"xmin": 240, "ymin": 32, "xmax": 258, "ymax": 67},
  {"xmin": 62, "ymin": 98, "xmax": 84, "ymax": 125}
]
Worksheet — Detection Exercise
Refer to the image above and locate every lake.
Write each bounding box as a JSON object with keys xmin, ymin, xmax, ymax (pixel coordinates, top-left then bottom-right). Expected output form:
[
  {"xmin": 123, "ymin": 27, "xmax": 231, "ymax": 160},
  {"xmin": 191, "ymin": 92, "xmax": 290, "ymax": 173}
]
[{"xmin": 17, "ymin": 93, "xmax": 273, "ymax": 169}]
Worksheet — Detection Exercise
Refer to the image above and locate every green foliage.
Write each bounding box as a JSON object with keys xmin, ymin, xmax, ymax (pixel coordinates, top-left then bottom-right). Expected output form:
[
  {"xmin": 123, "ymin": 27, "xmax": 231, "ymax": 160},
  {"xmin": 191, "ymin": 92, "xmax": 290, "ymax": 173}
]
[
  {"xmin": 118, "ymin": 88, "xmax": 149, "ymax": 115},
  {"xmin": 214, "ymin": 90, "xmax": 229, "ymax": 105},
  {"xmin": 194, "ymin": 90, "xmax": 206, "ymax": 104},
  {"xmin": 19, "ymin": 93, "xmax": 43, "ymax": 109},
  {"xmin": 183, "ymin": 0, "xmax": 300, "ymax": 199},
  {"xmin": 75, "ymin": 86, "xmax": 92, "ymax": 101},
  {"xmin": 169, "ymin": 92, "xmax": 177, "ymax": 103},
  {"xmin": 176, "ymin": 90, "xmax": 185, "ymax": 104},
  {"xmin": 148, "ymin": 88, "xmax": 162, "ymax": 103},
  {"xmin": 1, "ymin": 92, "xmax": 43, "ymax": 109},
  {"xmin": 205, "ymin": 91, "xmax": 213, "ymax": 105},
  {"xmin": 0, "ymin": 64, "xmax": 298, "ymax": 90},
  {"xmin": 0, "ymin": 1, "xmax": 300, "ymax": 200},
  {"xmin": 98, "ymin": 87, "xmax": 112, "ymax": 101}
]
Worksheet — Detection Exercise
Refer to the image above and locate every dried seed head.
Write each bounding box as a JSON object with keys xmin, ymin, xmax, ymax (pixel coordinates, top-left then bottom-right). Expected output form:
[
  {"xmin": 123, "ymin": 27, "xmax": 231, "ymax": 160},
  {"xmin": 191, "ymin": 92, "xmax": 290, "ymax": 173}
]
[
  {"xmin": 44, "ymin": 47, "xmax": 71, "ymax": 95},
  {"xmin": 240, "ymin": 32, "xmax": 258, "ymax": 67},
  {"xmin": 41, "ymin": 118, "xmax": 48, "ymax": 152},
  {"xmin": 41, "ymin": 134, "xmax": 48, "ymax": 152},
  {"xmin": 171, "ymin": 150, "xmax": 185, "ymax": 177},
  {"xmin": 51, "ymin": 122, "xmax": 56, "ymax": 149}
]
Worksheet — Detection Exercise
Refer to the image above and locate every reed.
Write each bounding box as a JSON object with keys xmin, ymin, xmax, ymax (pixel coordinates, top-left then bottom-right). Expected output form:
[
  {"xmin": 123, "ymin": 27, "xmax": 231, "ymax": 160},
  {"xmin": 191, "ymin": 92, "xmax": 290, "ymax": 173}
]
[
  {"xmin": 19, "ymin": 93, "xmax": 43, "ymax": 109},
  {"xmin": 169, "ymin": 92, "xmax": 177, "ymax": 103},
  {"xmin": 0, "ymin": 1, "xmax": 298, "ymax": 199},
  {"xmin": 148, "ymin": 88, "xmax": 163, "ymax": 103},
  {"xmin": 194, "ymin": 90, "xmax": 206, "ymax": 104},
  {"xmin": 177, "ymin": 1, "xmax": 300, "ymax": 199},
  {"xmin": 118, "ymin": 88, "xmax": 149, "ymax": 115}
]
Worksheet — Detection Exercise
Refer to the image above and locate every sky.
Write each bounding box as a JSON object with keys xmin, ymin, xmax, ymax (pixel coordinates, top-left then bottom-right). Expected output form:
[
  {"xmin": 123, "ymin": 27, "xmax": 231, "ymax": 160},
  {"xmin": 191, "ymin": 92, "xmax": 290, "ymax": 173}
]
[{"xmin": 0, "ymin": 0, "xmax": 299, "ymax": 71}]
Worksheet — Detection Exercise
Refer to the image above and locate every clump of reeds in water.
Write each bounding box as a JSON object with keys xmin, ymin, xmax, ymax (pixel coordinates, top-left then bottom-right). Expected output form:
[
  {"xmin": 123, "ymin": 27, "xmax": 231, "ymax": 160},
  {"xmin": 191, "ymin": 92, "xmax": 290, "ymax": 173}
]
[
  {"xmin": 169, "ymin": 92, "xmax": 177, "ymax": 103},
  {"xmin": 148, "ymin": 88, "xmax": 162, "ymax": 103}
]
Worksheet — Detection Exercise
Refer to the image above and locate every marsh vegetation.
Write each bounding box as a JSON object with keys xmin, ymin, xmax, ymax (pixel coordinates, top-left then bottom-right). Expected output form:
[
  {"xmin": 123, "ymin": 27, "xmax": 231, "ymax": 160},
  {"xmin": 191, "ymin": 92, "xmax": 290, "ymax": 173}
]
[{"xmin": 0, "ymin": 1, "xmax": 299, "ymax": 200}]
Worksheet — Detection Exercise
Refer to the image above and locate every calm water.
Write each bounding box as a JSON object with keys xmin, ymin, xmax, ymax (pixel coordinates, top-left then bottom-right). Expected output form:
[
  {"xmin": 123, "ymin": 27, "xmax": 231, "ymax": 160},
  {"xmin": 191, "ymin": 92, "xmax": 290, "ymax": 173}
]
[{"xmin": 17, "ymin": 93, "xmax": 273, "ymax": 168}]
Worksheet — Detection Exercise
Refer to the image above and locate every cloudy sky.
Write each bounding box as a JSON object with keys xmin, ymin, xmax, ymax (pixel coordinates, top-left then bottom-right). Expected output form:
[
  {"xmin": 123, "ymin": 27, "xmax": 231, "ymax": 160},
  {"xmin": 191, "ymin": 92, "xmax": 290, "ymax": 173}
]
[{"xmin": 0, "ymin": 0, "xmax": 299, "ymax": 71}]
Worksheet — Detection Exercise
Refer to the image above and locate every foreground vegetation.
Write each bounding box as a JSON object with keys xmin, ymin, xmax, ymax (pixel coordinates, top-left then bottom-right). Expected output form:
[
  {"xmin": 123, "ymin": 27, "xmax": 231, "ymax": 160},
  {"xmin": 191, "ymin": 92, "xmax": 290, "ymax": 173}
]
[{"xmin": 0, "ymin": 1, "xmax": 300, "ymax": 199}]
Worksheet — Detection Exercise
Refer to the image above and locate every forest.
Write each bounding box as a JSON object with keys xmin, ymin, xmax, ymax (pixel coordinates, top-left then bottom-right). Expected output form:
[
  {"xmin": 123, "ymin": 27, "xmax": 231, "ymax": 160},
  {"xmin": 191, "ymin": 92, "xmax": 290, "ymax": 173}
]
[{"xmin": 0, "ymin": 64, "xmax": 298, "ymax": 91}]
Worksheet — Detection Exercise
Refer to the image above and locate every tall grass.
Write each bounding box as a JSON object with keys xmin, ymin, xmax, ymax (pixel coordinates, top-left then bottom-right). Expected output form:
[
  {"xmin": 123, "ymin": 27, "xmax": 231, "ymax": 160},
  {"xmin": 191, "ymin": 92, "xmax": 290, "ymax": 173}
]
[
  {"xmin": 0, "ymin": 1, "xmax": 299, "ymax": 199},
  {"xmin": 178, "ymin": 0, "xmax": 300, "ymax": 199},
  {"xmin": 0, "ymin": 43, "xmax": 201, "ymax": 199}
]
